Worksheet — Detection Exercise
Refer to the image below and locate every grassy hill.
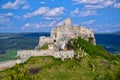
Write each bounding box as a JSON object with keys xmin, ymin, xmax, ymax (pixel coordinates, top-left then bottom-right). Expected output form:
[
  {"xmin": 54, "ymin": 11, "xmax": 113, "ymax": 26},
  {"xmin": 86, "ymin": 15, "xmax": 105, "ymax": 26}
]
[
  {"xmin": 0, "ymin": 37, "xmax": 120, "ymax": 80},
  {"xmin": 0, "ymin": 56, "xmax": 120, "ymax": 80}
]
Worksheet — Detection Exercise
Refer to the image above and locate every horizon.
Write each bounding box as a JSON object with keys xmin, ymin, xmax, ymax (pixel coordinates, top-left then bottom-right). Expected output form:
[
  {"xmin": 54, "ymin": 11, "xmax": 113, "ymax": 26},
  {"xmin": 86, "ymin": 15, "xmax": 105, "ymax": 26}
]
[
  {"xmin": 0, "ymin": 31, "xmax": 119, "ymax": 34},
  {"xmin": 0, "ymin": 0, "xmax": 120, "ymax": 33}
]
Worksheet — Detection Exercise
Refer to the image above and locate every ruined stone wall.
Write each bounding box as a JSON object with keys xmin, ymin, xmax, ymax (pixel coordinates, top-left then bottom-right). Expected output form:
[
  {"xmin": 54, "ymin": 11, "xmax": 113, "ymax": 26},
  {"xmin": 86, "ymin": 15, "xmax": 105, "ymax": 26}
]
[
  {"xmin": 0, "ymin": 50, "xmax": 74, "ymax": 71},
  {"xmin": 17, "ymin": 50, "xmax": 54, "ymax": 58},
  {"xmin": 37, "ymin": 18, "xmax": 96, "ymax": 50},
  {"xmin": 38, "ymin": 36, "xmax": 53, "ymax": 47},
  {"xmin": 54, "ymin": 50, "xmax": 74, "ymax": 58},
  {"xmin": 17, "ymin": 50, "xmax": 74, "ymax": 59}
]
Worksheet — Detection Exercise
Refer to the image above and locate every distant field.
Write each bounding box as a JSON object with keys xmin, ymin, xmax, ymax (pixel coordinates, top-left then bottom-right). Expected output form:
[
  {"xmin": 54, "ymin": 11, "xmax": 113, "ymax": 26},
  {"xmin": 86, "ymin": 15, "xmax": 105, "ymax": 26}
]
[
  {"xmin": 0, "ymin": 33, "xmax": 50, "ymax": 62},
  {"xmin": 0, "ymin": 50, "xmax": 17, "ymax": 62},
  {"xmin": 0, "ymin": 32, "xmax": 50, "ymax": 54},
  {"xmin": 0, "ymin": 58, "xmax": 6, "ymax": 62},
  {"xmin": 4, "ymin": 50, "xmax": 17, "ymax": 60}
]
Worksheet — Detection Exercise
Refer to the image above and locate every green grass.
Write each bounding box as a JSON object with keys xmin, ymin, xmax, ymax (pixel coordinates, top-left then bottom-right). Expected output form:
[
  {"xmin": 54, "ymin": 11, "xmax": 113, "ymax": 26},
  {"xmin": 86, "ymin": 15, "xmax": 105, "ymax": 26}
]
[
  {"xmin": 39, "ymin": 44, "xmax": 48, "ymax": 50},
  {"xmin": 0, "ymin": 50, "xmax": 17, "ymax": 62},
  {"xmin": 0, "ymin": 55, "xmax": 119, "ymax": 80},
  {"xmin": 4, "ymin": 50, "xmax": 17, "ymax": 60},
  {"xmin": 0, "ymin": 58, "xmax": 7, "ymax": 62}
]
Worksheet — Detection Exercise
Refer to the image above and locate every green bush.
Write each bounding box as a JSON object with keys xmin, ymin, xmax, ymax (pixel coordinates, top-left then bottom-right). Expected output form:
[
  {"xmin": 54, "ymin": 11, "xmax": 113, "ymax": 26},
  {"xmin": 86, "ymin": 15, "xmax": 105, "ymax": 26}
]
[
  {"xmin": 67, "ymin": 37, "xmax": 114, "ymax": 60},
  {"xmin": 7, "ymin": 64, "xmax": 41, "ymax": 80}
]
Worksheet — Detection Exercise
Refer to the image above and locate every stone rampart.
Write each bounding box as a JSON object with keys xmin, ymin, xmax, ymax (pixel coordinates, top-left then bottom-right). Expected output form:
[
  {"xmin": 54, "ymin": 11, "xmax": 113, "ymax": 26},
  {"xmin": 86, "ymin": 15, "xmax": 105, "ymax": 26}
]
[
  {"xmin": 17, "ymin": 50, "xmax": 54, "ymax": 58},
  {"xmin": 0, "ymin": 50, "xmax": 74, "ymax": 71},
  {"xmin": 39, "ymin": 36, "xmax": 53, "ymax": 47},
  {"xmin": 54, "ymin": 50, "xmax": 74, "ymax": 58}
]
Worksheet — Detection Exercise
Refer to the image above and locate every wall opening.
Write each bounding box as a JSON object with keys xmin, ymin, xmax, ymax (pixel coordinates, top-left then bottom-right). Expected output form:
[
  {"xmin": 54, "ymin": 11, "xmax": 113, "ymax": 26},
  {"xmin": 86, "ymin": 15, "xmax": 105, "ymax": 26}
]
[{"xmin": 54, "ymin": 39, "xmax": 56, "ymax": 42}]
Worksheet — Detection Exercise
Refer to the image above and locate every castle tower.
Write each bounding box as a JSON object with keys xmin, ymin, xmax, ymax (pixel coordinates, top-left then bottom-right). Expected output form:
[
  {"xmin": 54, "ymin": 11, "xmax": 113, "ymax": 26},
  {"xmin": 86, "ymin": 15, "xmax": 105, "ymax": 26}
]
[{"xmin": 65, "ymin": 18, "xmax": 71, "ymax": 26}]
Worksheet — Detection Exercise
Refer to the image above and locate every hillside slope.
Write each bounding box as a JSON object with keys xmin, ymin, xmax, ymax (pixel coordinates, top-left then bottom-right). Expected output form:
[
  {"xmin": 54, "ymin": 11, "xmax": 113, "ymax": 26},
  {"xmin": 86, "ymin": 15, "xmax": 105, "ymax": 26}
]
[{"xmin": 0, "ymin": 37, "xmax": 120, "ymax": 80}]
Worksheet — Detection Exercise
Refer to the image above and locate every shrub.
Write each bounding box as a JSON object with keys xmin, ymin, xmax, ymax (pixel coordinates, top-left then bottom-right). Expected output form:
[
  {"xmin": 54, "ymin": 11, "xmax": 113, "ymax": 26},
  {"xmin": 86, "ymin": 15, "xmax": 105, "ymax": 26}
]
[{"xmin": 66, "ymin": 37, "xmax": 113, "ymax": 60}]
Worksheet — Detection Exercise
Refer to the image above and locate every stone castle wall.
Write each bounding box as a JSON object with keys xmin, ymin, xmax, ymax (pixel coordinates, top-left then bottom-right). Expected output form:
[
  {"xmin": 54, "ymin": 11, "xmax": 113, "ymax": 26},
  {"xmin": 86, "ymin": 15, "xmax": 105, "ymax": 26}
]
[
  {"xmin": 38, "ymin": 36, "xmax": 53, "ymax": 47},
  {"xmin": 54, "ymin": 50, "xmax": 74, "ymax": 58},
  {"xmin": 17, "ymin": 50, "xmax": 74, "ymax": 59},
  {"xmin": 0, "ymin": 50, "xmax": 74, "ymax": 71},
  {"xmin": 17, "ymin": 50, "xmax": 54, "ymax": 58}
]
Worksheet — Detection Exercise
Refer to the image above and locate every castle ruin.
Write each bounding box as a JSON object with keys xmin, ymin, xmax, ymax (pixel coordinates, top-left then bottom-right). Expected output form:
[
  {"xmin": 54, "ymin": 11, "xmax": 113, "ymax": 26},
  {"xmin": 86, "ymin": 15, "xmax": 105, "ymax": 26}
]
[
  {"xmin": 0, "ymin": 18, "xmax": 96, "ymax": 71},
  {"xmin": 36, "ymin": 18, "xmax": 96, "ymax": 51}
]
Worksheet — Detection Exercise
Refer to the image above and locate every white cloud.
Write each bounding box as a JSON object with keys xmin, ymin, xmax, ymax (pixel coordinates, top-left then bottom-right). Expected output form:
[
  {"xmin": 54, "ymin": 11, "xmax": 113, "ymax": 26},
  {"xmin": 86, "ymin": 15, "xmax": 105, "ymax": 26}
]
[
  {"xmin": 24, "ymin": 7, "xmax": 65, "ymax": 18},
  {"xmin": 24, "ymin": 7, "xmax": 50, "ymax": 18},
  {"xmin": 40, "ymin": 1, "xmax": 45, "ymax": 4},
  {"xmin": 0, "ymin": 13, "xmax": 20, "ymax": 28},
  {"xmin": 73, "ymin": 0, "xmax": 102, "ymax": 4},
  {"xmin": 81, "ymin": 20, "xmax": 96, "ymax": 25},
  {"xmin": 56, "ymin": 20, "xmax": 65, "ymax": 26},
  {"xmin": 84, "ymin": 5, "xmax": 103, "ymax": 10},
  {"xmin": 70, "ymin": 8, "xmax": 96, "ymax": 17},
  {"xmin": 45, "ymin": 7, "xmax": 65, "ymax": 17},
  {"xmin": 49, "ymin": 21, "xmax": 57, "ymax": 26},
  {"xmin": 4, "ymin": 13, "xmax": 14, "ymax": 17},
  {"xmin": 76, "ymin": 9, "xmax": 96, "ymax": 17},
  {"xmin": 22, "ymin": 23, "xmax": 44, "ymax": 29},
  {"xmin": 44, "ymin": 17, "xmax": 61, "ymax": 20},
  {"xmin": 73, "ymin": 0, "xmax": 116, "ymax": 9},
  {"xmin": 0, "ymin": 16, "xmax": 10, "ymax": 23},
  {"xmin": 114, "ymin": 3, "xmax": 120, "ymax": 8},
  {"xmin": 0, "ymin": 15, "xmax": 13, "ymax": 25},
  {"xmin": 103, "ymin": 0, "xmax": 115, "ymax": 7},
  {"xmin": 93, "ymin": 24, "xmax": 120, "ymax": 32},
  {"xmin": 22, "ymin": 5, "xmax": 29, "ymax": 9},
  {"xmin": 73, "ymin": 0, "xmax": 115, "ymax": 5},
  {"xmin": 22, "ymin": 21, "xmax": 57, "ymax": 29},
  {"xmin": 1, "ymin": 13, "xmax": 19, "ymax": 18},
  {"xmin": 2, "ymin": 0, "xmax": 27, "ymax": 9},
  {"xmin": 70, "ymin": 8, "xmax": 79, "ymax": 16}
]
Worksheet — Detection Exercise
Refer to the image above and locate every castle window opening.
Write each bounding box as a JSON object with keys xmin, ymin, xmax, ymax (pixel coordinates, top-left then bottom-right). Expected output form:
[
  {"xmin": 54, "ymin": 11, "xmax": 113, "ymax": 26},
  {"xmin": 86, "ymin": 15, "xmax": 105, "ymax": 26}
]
[
  {"xmin": 54, "ymin": 39, "xmax": 56, "ymax": 42},
  {"xmin": 67, "ymin": 55, "xmax": 69, "ymax": 58}
]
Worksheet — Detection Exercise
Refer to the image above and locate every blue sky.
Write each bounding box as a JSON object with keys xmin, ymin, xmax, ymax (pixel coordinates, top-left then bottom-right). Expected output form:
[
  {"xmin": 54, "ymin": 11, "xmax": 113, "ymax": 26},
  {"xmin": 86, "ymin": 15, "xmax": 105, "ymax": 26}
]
[{"xmin": 0, "ymin": 0, "xmax": 120, "ymax": 33}]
